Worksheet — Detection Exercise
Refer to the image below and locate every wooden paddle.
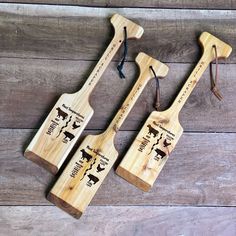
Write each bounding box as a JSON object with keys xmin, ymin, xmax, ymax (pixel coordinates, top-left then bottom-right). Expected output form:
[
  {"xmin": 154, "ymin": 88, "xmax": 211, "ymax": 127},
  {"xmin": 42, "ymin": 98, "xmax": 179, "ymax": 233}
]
[
  {"xmin": 116, "ymin": 32, "xmax": 232, "ymax": 192},
  {"xmin": 47, "ymin": 52, "xmax": 169, "ymax": 218},
  {"xmin": 24, "ymin": 14, "xmax": 144, "ymax": 174}
]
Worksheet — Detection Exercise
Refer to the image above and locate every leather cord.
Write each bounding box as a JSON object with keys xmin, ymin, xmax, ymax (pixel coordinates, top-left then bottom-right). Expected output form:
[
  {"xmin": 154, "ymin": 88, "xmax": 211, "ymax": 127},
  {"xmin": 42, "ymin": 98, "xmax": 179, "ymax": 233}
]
[
  {"xmin": 210, "ymin": 45, "xmax": 223, "ymax": 100},
  {"xmin": 117, "ymin": 27, "xmax": 128, "ymax": 79},
  {"xmin": 150, "ymin": 66, "xmax": 161, "ymax": 111}
]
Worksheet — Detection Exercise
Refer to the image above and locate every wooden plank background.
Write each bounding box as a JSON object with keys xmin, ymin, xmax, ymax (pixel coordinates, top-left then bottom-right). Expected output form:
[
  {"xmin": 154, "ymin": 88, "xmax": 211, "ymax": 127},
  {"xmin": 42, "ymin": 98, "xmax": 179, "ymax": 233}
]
[
  {"xmin": 1, "ymin": 0, "xmax": 236, "ymax": 9},
  {"xmin": 0, "ymin": 2, "xmax": 235, "ymax": 236}
]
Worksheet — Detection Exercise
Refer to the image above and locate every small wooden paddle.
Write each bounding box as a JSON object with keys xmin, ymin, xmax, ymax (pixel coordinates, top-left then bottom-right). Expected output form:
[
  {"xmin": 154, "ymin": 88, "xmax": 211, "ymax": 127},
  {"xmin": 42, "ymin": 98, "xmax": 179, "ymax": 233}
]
[
  {"xmin": 47, "ymin": 52, "xmax": 169, "ymax": 218},
  {"xmin": 116, "ymin": 32, "xmax": 232, "ymax": 192},
  {"xmin": 24, "ymin": 14, "xmax": 144, "ymax": 174}
]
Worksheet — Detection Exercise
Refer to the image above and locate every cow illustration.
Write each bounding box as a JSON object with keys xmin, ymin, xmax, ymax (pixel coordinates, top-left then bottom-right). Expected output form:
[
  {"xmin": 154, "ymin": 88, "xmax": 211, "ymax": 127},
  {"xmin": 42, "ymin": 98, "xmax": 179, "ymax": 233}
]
[
  {"xmin": 63, "ymin": 131, "xmax": 75, "ymax": 141},
  {"xmin": 154, "ymin": 148, "xmax": 166, "ymax": 159},
  {"xmin": 56, "ymin": 107, "xmax": 68, "ymax": 120},
  {"xmin": 87, "ymin": 174, "xmax": 99, "ymax": 185},
  {"xmin": 80, "ymin": 149, "xmax": 92, "ymax": 162},
  {"xmin": 163, "ymin": 139, "xmax": 171, "ymax": 147},
  {"xmin": 97, "ymin": 164, "xmax": 105, "ymax": 173},
  {"xmin": 147, "ymin": 124, "xmax": 159, "ymax": 137},
  {"xmin": 72, "ymin": 121, "xmax": 80, "ymax": 130}
]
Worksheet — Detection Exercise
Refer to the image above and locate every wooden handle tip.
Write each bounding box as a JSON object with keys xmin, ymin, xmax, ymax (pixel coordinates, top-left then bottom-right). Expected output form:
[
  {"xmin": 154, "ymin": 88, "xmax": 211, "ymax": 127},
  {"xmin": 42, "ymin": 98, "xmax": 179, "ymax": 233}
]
[
  {"xmin": 111, "ymin": 14, "xmax": 144, "ymax": 39},
  {"xmin": 135, "ymin": 52, "xmax": 169, "ymax": 78},
  {"xmin": 199, "ymin": 32, "xmax": 232, "ymax": 59}
]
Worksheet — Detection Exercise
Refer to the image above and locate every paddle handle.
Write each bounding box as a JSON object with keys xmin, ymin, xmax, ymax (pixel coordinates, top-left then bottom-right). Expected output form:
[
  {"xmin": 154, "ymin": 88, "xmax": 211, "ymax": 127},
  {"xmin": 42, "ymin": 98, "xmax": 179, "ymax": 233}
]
[
  {"xmin": 170, "ymin": 32, "xmax": 232, "ymax": 116},
  {"xmin": 170, "ymin": 54, "xmax": 209, "ymax": 114},
  {"xmin": 79, "ymin": 14, "xmax": 144, "ymax": 97},
  {"xmin": 105, "ymin": 52, "xmax": 169, "ymax": 138}
]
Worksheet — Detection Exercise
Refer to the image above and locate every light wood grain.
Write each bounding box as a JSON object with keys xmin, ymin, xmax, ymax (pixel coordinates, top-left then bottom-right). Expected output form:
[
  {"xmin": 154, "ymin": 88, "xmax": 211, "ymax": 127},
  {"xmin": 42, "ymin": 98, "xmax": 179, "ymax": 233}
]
[
  {"xmin": 1, "ymin": 58, "xmax": 236, "ymax": 132},
  {"xmin": 1, "ymin": 129, "xmax": 236, "ymax": 206},
  {"xmin": 117, "ymin": 32, "xmax": 232, "ymax": 191},
  {"xmin": 24, "ymin": 14, "xmax": 143, "ymax": 174},
  {"xmin": 0, "ymin": 4, "xmax": 236, "ymax": 62},
  {"xmin": 1, "ymin": 0, "xmax": 236, "ymax": 9},
  {"xmin": 48, "ymin": 53, "xmax": 169, "ymax": 218},
  {"xmin": 0, "ymin": 206, "xmax": 235, "ymax": 236}
]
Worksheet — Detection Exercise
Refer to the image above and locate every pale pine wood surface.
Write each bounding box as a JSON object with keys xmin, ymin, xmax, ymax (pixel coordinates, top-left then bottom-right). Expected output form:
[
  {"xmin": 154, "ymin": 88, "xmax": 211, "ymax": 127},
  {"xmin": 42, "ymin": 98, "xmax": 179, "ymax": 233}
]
[{"xmin": 0, "ymin": 2, "xmax": 235, "ymax": 235}]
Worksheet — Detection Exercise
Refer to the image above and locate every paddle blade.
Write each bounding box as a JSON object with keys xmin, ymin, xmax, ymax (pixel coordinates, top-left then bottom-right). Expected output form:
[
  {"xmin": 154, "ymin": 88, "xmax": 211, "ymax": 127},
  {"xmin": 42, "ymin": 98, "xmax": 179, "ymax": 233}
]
[
  {"xmin": 48, "ymin": 132, "xmax": 117, "ymax": 218},
  {"xmin": 24, "ymin": 92, "xmax": 93, "ymax": 174},
  {"xmin": 116, "ymin": 110, "xmax": 183, "ymax": 192}
]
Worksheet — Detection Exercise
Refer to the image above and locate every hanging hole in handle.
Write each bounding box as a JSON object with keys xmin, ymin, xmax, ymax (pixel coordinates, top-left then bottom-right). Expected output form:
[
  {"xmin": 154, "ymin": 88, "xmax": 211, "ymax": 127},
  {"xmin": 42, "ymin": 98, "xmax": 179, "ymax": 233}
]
[
  {"xmin": 210, "ymin": 44, "xmax": 223, "ymax": 100},
  {"xmin": 119, "ymin": 27, "xmax": 127, "ymax": 43},
  {"xmin": 150, "ymin": 66, "xmax": 161, "ymax": 111}
]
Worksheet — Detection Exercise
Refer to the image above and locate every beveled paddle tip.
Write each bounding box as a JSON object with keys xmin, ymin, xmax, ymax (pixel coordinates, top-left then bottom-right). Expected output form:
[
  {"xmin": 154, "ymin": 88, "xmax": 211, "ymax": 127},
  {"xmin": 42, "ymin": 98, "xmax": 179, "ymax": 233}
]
[
  {"xmin": 47, "ymin": 192, "xmax": 83, "ymax": 219},
  {"xmin": 24, "ymin": 150, "xmax": 58, "ymax": 175},
  {"xmin": 116, "ymin": 166, "xmax": 152, "ymax": 192}
]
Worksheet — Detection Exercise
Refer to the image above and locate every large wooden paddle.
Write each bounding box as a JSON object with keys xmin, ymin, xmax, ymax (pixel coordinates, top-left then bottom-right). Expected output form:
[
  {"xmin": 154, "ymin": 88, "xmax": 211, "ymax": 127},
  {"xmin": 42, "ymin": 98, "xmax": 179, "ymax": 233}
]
[
  {"xmin": 116, "ymin": 32, "xmax": 232, "ymax": 192},
  {"xmin": 47, "ymin": 52, "xmax": 169, "ymax": 218},
  {"xmin": 24, "ymin": 14, "xmax": 144, "ymax": 174}
]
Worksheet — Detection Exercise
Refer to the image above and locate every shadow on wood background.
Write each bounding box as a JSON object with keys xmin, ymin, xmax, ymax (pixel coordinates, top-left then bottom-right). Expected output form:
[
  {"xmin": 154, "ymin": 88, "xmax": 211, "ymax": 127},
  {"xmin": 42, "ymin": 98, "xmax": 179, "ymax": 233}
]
[{"xmin": 0, "ymin": 2, "xmax": 235, "ymax": 236}]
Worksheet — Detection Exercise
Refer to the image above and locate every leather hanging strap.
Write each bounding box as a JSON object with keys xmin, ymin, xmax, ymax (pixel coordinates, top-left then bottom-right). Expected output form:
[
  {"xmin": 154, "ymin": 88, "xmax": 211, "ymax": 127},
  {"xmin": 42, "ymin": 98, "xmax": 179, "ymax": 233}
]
[
  {"xmin": 150, "ymin": 66, "xmax": 161, "ymax": 111},
  {"xmin": 117, "ymin": 27, "xmax": 128, "ymax": 79},
  {"xmin": 210, "ymin": 45, "xmax": 223, "ymax": 100}
]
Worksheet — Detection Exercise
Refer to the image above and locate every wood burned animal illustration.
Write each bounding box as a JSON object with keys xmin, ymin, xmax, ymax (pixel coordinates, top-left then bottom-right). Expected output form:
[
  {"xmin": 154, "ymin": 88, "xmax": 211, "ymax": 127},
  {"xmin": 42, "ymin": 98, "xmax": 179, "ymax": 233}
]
[
  {"xmin": 154, "ymin": 148, "xmax": 166, "ymax": 159},
  {"xmin": 56, "ymin": 107, "xmax": 68, "ymax": 120},
  {"xmin": 72, "ymin": 121, "xmax": 80, "ymax": 130},
  {"xmin": 63, "ymin": 131, "xmax": 75, "ymax": 141},
  {"xmin": 87, "ymin": 174, "xmax": 99, "ymax": 185},
  {"xmin": 80, "ymin": 149, "xmax": 93, "ymax": 162},
  {"xmin": 163, "ymin": 139, "xmax": 171, "ymax": 147},
  {"xmin": 147, "ymin": 124, "xmax": 159, "ymax": 137},
  {"xmin": 96, "ymin": 164, "xmax": 105, "ymax": 173}
]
